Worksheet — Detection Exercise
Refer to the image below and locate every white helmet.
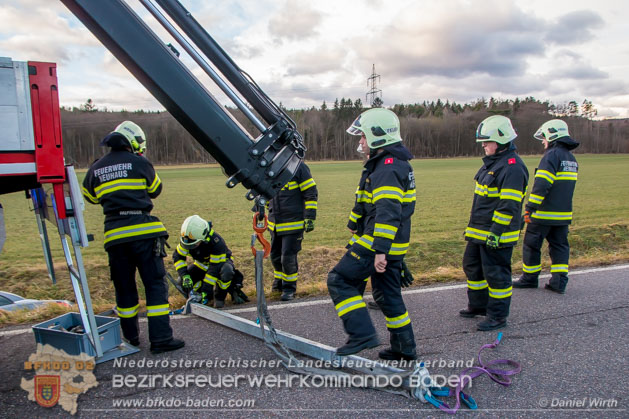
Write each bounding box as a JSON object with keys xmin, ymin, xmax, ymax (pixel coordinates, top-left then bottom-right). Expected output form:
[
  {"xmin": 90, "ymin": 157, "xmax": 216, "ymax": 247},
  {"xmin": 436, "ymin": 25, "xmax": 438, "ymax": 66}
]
[
  {"xmin": 180, "ymin": 215, "xmax": 212, "ymax": 249},
  {"xmin": 347, "ymin": 108, "xmax": 402, "ymax": 149},
  {"xmin": 113, "ymin": 121, "xmax": 146, "ymax": 154},
  {"xmin": 476, "ymin": 115, "xmax": 517, "ymax": 144},
  {"xmin": 534, "ymin": 119, "xmax": 569, "ymax": 142}
]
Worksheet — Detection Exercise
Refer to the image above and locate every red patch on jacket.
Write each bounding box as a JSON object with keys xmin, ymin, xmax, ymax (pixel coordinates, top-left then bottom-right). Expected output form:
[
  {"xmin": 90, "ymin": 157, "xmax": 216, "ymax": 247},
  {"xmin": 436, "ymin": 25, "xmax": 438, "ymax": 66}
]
[
  {"xmin": 385, "ymin": 158, "xmax": 394, "ymax": 165},
  {"xmin": 508, "ymin": 158, "xmax": 516, "ymax": 165}
]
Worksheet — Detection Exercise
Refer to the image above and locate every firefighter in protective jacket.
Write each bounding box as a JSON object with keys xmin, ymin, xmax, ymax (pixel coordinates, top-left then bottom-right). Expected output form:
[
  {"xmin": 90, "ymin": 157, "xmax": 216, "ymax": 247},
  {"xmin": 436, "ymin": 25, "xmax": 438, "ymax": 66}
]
[
  {"xmin": 82, "ymin": 121, "xmax": 184, "ymax": 354},
  {"xmin": 513, "ymin": 120, "xmax": 579, "ymax": 294},
  {"xmin": 348, "ymin": 168, "xmax": 414, "ymax": 310},
  {"xmin": 460, "ymin": 115, "xmax": 529, "ymax": 331},
  {"xmin": 328, "ymin": 108, "xmax": 417, "ymax": 360},
  {"xmin": 267, "ymin": 163, "xmax": 318, "ymax": 301},
  {"xmin": 173, "ymin": 215, "xmax": 248, "ymax": 308}
]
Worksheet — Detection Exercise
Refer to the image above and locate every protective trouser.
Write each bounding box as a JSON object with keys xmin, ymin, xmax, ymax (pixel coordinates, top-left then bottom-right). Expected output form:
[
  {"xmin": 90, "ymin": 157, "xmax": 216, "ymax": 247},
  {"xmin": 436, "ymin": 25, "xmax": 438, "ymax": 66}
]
[
  {"xmin": 187, "ymin": 260, "xmax": 237, "ymax": 302},
  {"xmin": 328, "ymin": 250, "xmax": 414, "ymax": 343},
  {"xmin": 463, "ymin": 241, "xmax": 513, "ymax": 320},
  {"xmin": 108, "ymin": 238, "xmax": 173, "ymax": 344},
  {"xmin": 270, "ymin": 231, "xmax": 302, "ymax": 292},
  {"xmin": 522, "ymin": 224, "xmax": 570, "ymax": 291}
]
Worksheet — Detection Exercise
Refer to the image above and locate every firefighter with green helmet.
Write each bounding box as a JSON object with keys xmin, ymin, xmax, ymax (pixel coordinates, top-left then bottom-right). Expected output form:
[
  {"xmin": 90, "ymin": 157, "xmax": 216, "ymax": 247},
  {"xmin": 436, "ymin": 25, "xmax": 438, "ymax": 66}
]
[
  {"xmin": 514, "ymin": 119, "xmax": 579, "ymax": 294},
  {"xmin": 173, "ymin": 215, "xmax": 249, "ymax": 308},
  {"xmin": 82, "ymin": 121, "xmax": 184, "ymax": 354},
  {"xmin": 459, "ymin": 115, "xmax": 529, "ymax": 331},
  {"xmin": 327, "ymin": 108, "xmax": 417, "ymax": 360}
]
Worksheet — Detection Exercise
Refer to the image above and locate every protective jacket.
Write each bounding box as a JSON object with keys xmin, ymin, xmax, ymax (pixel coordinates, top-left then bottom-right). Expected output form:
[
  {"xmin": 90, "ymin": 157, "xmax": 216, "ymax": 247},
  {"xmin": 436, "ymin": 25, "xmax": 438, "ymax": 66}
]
[
  {"xmin": 347, "ymin": 168, "xmax": 370, "ymax": 246},
  {"xmin": 82, "ymin": 149, "xmax": 167, "ymax": 249},
  {"xmin": 268, "ymin": 163, "xmax": 317, "ymax": 235},
  {"xmin": 349, "ymin": 143, "xmax": 416, "ymax": 260},
  {"xmin": 172, "ymin": 230, "xmax": 233, "ymax": 290},
  {"xmin": 527, "ymin": 137, "xmax": 579, "ymax": 225},
  {"xmin": 465, "ymin": 144, "xmax": 529, "ymax": 247}
]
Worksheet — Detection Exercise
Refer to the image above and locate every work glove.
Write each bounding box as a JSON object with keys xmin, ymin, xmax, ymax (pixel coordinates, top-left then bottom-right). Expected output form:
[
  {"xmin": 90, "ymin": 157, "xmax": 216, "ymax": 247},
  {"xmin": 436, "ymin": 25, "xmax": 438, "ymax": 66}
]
[
  {"xmin": 188, "ymin": 290, "xmax": 203, "ymax": 303},
  {"xmin": 304, "ymin": 219, "xmax": 315, "ymax": 233},
  {"xmin": 401, "ymin": 261, "xmax": 415, "ymax": 288},
  {"xmin": 524, "ymin": 205, "xmax": 533, "ymax": 224},
  {"xmin": 486, "ymin": 233, "xmax": 500, "ymax": 249},
  {"xmin": 181, "ymin": 274, "xmax": 193, "ymax": 290},
  {"xmin": 200, "ymin": 292, "xmax": 210, "ymax": 305},
  {"xmin": 231, "ymin": 284, "xmax": 249, "ymax": 304}
]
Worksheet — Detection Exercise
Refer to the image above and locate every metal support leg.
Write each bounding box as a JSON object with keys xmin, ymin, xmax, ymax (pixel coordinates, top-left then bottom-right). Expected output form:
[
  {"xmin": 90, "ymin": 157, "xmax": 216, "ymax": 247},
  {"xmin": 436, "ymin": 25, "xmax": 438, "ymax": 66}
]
[
  {"xmin": 30, "ymin": 189, "xmax": 57, "ymax": 283},
  {"xmin": 190, "ymin": 249, "xmax": 420, "ymax": 397},
  {"xmin": 59, "ymin": 231, "xmax": 103, "ymax": 358}
]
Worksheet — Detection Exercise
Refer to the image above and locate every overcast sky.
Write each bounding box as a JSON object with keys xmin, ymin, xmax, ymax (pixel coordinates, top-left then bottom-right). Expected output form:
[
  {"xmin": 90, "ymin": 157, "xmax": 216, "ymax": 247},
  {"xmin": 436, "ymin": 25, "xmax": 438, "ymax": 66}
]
[{"xmin": 1, "ymin": 0, "xmax": 628, "ymax": 118}]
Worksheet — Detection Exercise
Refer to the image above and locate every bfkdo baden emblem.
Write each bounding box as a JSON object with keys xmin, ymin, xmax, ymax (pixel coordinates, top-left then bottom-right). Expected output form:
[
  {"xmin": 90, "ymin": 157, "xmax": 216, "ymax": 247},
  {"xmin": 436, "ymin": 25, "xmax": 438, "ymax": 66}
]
[{"xmin": 35, "ymin": 375, "xmax": 61, "ymax": 408}]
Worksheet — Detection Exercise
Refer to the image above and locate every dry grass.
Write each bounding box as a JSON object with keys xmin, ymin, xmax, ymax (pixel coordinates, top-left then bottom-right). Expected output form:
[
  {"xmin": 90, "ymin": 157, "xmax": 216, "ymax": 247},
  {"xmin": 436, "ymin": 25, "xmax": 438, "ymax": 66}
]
[{"xmin": 1, "ymin": 155, "xmax": 628, "ymax": 325}]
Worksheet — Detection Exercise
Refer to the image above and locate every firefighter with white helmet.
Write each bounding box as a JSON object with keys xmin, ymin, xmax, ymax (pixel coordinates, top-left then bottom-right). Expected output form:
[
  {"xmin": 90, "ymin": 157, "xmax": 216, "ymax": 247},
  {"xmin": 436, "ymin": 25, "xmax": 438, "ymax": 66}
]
[
  {"xmin": 459, "ymin": 115, "xmax": 529, "ymax": 331},
  {"xmin": 82, "ymin": 121, "xmax": 184, "ymax": 354},
  {"xmin": 514, "ymin": 119, "xmax": 579, "ymax": 294},
  {"xmin": 327, "ymin": 108, "xmax": 417, "ymax": 360},
  {"xmin": 173, "ymin": 215, "xmax": 249, "ymax": 308}
]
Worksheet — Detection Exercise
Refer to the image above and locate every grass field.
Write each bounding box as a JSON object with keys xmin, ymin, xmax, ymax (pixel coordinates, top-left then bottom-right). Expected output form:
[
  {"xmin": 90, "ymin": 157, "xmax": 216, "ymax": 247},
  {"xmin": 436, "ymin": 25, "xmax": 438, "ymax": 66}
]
[{"xmin": 1, "ymin": 154, "xmax": 628, "ymax": 324}]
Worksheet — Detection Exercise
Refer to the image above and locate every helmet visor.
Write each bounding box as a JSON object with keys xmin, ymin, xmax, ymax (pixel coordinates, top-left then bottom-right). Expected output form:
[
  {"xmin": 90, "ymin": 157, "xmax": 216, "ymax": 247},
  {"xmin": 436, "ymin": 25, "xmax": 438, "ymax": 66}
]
[
  {"xmin": 180, "ymin": 236, "xmax": 202, "ymax": 250},
  {"xmin": 346, "ymin": 125, "xmax": 363, "ymax": 136},
  {"xmin": 475, "ymin": 122, "xmax": 492, "ymax": 141},
  {"xmin": 533, "ymin": 129, "xmax": 545, "ymax": 141},
  {"xmin": 346, "ymin": 115, "xmax": 364, "ymax": 136}
]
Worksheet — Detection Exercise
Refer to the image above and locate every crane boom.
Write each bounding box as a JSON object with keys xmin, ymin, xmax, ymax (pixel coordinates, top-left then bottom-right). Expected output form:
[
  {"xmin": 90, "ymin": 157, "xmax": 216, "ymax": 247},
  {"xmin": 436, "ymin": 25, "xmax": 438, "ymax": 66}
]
[{"xmin": 60, "ymin": 0, "xmax": 305, "ymax": 203}]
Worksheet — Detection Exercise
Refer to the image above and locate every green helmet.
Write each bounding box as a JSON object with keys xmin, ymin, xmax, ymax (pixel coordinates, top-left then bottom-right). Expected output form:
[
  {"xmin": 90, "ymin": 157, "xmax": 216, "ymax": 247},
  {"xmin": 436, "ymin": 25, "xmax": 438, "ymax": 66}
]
[
  {"xmin": 476, "ymin": 115, "xmax": 517, "ymax": 144},
  {"xmin": 113, "ymin": 121, "xmax": 146, "ymax": 155},
  {"xmin": 180, "ymin": 215, "xmax": 212, "ymax": 249},
  {"xmin": 534, "ymin": 119, "xmax": 569, "ymax": 142},
  {"xmin": 346, "ymin": 108, "xmax": 402, "ymax": 149}
]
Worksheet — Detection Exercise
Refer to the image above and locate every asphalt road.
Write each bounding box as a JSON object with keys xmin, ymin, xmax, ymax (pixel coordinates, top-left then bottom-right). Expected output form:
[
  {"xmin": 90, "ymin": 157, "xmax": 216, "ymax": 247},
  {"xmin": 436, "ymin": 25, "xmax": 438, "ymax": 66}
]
[{"xmin": 1, "ymin": 264, "xmax": 627, "ymax": 418}]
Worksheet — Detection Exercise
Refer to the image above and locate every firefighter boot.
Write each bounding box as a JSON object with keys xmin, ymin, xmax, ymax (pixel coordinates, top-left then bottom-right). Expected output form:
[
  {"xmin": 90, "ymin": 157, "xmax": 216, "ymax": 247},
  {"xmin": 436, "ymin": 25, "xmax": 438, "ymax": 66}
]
[
  {"xmin": 281, "ymin": 281, "xmax": 296, "ymax": 301},
  {"xmin": 379, "ymin": 328, "xmax": 417, "ymax": 361},
  {"xmin": 335, "ymin": 307, "xmax": 379, "ymax": 356},
  {"xmin": 272, "ymin": 278, "xmax": 283, "ymax": 293},
  {"xmin": 367, "ymin": 301, "xmax": 381, "ymax": 310},
  {"xmin": 459, "ymin": 307, "xmax": 487, "ymax": 318},
  {"xmin": 337, "ymin": 334, "xmax": 380, "ymax": 356},
  {"xmin": 546, "ymin": 273, "xmax": 567, "ymax": 294},
  {"xmin": 513, "ymin": 275, "xmax": 538, "ymax": 289},
  {"xmin": 477, "ymin": 317, "xmax": 507, "ymax": 331},
  {"xmin": 545, "ymin": 283, "xmax": 566, "ymax": 294},
  {"xmin": 150, "ymin": 338, "xmax": 185, "ymax": 354},
  {"xmin": 120, "ymin": 315, "xmax": 140, "ymax": 346}
]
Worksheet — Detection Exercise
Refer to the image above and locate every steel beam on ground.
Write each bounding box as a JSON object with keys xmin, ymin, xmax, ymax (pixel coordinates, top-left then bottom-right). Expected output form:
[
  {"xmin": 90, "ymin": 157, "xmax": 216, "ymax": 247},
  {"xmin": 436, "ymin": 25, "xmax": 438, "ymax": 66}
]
[{"xmin": 190, "ymin": 303, "xmax": 411, "ymax": 379}]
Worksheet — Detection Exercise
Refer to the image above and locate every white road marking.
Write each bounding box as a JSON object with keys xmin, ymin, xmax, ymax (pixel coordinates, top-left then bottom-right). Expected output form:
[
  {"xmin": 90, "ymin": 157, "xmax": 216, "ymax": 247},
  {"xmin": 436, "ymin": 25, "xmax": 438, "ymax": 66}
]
[{"xmin": 2, "ymin": 263, "xmax": 628, "ymax": 336}]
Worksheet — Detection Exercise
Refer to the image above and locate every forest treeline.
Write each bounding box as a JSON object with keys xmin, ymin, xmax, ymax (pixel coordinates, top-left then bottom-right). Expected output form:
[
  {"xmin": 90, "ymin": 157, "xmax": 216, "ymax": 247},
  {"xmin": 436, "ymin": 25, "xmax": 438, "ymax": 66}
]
[{"xmin": 60, "ymin": 97, "xmax": 629, "ymax": 167}]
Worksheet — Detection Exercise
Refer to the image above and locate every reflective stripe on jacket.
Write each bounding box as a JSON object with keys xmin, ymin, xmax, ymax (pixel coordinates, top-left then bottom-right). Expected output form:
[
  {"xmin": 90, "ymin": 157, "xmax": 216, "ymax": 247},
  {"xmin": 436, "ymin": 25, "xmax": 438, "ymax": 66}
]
[
  {"xmin": 465, "ymin": 145, "xmax": 529, "ymax": 247},
  {"xmin": 82, "ymin": 150, "xmax": 167, "ymax": 249},
  {"xmin": 527, "ymin": 137, "xmax": 579, "ymax": 225},
  {"xmin": 172, "ymin": 230, "xmax": 232, "ymax": 276},
  {"xmin": 268, "ymin": 163, "xmax": 318, "ymax": 236},
  {"xmin": 349, "ymin": 143, "xmax": 416, "ymax": 260}
]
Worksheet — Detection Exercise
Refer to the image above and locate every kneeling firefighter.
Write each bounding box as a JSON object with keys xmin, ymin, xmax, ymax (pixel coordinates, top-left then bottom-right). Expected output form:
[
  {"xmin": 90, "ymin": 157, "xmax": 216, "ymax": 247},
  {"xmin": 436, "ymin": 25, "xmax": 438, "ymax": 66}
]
[
  {"xmin": 172, "ymin": 215, "xmax": 249, "ymax": 308},
  {"xmin": 327, "ymin": 108, "xmax": 417, "ymax": 360}
]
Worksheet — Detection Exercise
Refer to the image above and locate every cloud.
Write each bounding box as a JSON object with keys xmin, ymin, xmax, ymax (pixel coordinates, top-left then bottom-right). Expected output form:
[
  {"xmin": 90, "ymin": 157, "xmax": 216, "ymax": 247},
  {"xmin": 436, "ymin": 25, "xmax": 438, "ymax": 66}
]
[
  {"xmin": 285, "ymin": 47, "xmax": 348, "ymax": 76},
  {"xmin": 267, "ymin": 1, "xmax": 323, "ymax": 41},
  {"xmin": 349, "ymin": 1, "xmax": 546, "ymax": 79},
  {"xmin": 544, "ymin": 10, "xmax": 604, "ymax": 45},
  {"xmin": 0, "ymin": 3, "xmax": 98, "ymax": 65},
  {"xmin": 546, "ymin": 50, "xmax": 608, "ymax": 79}
]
